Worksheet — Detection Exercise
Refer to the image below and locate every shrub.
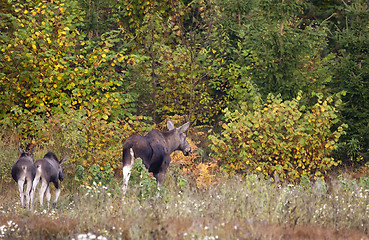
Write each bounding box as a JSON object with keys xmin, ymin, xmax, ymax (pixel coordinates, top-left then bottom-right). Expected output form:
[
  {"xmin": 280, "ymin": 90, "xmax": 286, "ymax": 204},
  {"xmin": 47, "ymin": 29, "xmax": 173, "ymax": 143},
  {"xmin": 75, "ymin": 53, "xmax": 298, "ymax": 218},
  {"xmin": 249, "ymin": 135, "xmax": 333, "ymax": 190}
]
[
  {"xmin": 171, "ymin": 137, "xmax": 219, "ymax": 189},
  {"xmin": 129, "ymin": 158, "xmax": 159, "ymax": 200},
  {"xmin": 193, "ymin": 162, "xmax": 218, "ymax": 189},
  {"xmin": 209, "ymin": 93, "xmax": 346, "ymax": 181}
]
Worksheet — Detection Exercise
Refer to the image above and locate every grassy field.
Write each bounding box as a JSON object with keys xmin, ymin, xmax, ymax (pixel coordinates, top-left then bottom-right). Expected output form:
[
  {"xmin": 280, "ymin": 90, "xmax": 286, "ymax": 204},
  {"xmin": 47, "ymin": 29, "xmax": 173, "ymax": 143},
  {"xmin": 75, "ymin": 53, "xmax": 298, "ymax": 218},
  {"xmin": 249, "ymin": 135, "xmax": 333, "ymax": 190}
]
[
  {"xmin": 1, "ymin": 139, "xmax": 369, "ymax": 239},
  {"xmin": 1, "ymin": 166, "xmax": 369, "ymax": 240}
]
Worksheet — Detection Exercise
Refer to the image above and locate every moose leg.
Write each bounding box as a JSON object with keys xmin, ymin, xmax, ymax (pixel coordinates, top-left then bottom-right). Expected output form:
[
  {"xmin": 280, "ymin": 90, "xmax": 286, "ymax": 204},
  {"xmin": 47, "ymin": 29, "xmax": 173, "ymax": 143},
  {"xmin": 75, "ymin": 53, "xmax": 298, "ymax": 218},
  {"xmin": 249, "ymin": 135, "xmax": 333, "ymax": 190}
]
[
  {"xmin": 31, "ymin": 178, "xmax": 39, "ymax": 211},
  {"xmin": 53, "ymin": 182, "xmax": 61, "ymax": 207},
  {"xmin": 53, "ymin": 189, "xmax": 60, "ymax": 207},
  {"xmin": 25, "ymin": 178, "xmax": 33, "ymax": 210},
  {"xmin": 39, "ymin": 180, "xmax": 48, "ymax": 208},
  {"xmin": 17, "ymin": 179, "xmax": 25, "ymax": 208},
  {"xmin": 122, "ymin": 148, "xmax": 134, "ymax": 195},
  {"xmin": 45, "ymin": 185, "xmax": 51, "ymax": 209},
  {"xmin": 122, "ymin": 164, "xmax": 132, "ymax": 194},
  {"xmin": 30, "ymin": 187, "xmax": 34, "ymax": 211},
  {"xmin": 154, "ymin": 155, "xmax": 171, "ymax": 186}
]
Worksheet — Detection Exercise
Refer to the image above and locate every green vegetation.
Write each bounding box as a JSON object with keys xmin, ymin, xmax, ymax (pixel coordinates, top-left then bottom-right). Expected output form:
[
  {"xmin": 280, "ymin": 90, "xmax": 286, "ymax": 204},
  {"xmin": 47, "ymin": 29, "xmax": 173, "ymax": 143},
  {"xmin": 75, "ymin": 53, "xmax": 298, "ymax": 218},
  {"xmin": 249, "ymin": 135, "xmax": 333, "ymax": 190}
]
[
  {"xmin": 0, "ymin": 0, "xmax": 369, "ymax": 238},
  {"xmin": 209, "ymin": 93, "xmax": 346, "ymax": 181}
]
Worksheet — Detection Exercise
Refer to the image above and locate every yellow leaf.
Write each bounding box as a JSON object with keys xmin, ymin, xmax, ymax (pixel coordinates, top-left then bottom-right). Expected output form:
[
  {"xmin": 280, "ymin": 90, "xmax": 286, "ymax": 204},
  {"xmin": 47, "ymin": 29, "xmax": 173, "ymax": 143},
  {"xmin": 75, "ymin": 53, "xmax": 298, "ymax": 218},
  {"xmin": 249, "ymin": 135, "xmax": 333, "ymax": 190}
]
[{"xmin": 102, "ymin": 114, "xmax": 108, "ymax": 120}]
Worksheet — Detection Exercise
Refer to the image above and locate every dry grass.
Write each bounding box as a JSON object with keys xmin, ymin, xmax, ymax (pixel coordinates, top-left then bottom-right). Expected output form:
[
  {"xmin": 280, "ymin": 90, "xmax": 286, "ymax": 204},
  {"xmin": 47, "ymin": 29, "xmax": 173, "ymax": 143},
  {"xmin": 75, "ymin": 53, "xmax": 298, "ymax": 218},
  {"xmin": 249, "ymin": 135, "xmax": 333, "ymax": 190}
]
[{"xmin": 1, "ymin": 171, "xmax": 368, "ymax": 240}]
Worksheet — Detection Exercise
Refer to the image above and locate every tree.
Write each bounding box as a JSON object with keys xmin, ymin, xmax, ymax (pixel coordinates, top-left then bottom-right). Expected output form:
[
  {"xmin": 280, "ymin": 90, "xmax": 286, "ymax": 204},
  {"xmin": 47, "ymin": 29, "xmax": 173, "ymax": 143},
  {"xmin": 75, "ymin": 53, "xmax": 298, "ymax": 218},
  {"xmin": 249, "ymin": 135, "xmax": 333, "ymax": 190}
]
[
  {"xmin": 0, "ymin": 0, "xmax": 133, "ymax": 143},
  {"xmin": 329, "ymin": 0, "xmax": 369, "ymax": 162},
  {"xmin": 221, "ymin": 0, "xmax": 332, "ymax": 103},
  {"xmin": 123, "ymin": 0, "xmax": 234, "ymax": 125}
]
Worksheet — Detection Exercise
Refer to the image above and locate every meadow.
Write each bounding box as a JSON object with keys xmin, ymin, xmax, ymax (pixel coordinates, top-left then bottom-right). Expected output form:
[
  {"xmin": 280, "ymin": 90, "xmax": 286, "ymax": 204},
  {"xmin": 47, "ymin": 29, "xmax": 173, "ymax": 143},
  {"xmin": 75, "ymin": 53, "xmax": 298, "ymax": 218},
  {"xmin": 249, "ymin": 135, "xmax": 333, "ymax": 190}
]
[{"xmin": 1, "ymin": 147, "xmax": 368, "ymax": 240}]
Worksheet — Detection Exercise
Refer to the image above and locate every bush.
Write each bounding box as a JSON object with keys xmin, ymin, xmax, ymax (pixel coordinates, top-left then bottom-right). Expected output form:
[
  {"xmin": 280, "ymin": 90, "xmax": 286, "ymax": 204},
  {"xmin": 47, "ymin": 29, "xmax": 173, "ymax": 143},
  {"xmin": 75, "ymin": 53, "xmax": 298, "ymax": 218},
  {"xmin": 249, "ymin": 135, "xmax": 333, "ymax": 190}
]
[
  {"xmin": 209, "ymin": 93, "xmax": 346, "ymax": 181},
  {"xmin": 171, "ymin": 137, "xmax": 218, "ymax": 189},
  {"xmin": 129, "ymin": 158, "xmax": 159, "ymax": 200}
]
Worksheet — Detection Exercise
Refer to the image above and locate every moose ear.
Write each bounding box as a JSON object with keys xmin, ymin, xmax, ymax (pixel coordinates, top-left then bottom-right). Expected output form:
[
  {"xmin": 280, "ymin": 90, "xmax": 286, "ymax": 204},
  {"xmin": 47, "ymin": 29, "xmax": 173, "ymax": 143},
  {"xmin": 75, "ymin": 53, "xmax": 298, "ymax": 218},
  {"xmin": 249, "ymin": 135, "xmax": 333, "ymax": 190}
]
[
  {"xmin": 167, "ymin": 120, "xmax": 175, "ymax": 130},
  {"xmin": 19, "ymin": 147, "xmax": 25, "ymax": 154},
  {"xmin": 178, "ymin": 122, "xmax": 190, "ymax": 133},
  {"xmin": 60, "ymin": 156, "xmax": 68, "ymax": 165},
  {"xmin": 29, "ymin": 146, "xmax": 35, "ymax": 155}
]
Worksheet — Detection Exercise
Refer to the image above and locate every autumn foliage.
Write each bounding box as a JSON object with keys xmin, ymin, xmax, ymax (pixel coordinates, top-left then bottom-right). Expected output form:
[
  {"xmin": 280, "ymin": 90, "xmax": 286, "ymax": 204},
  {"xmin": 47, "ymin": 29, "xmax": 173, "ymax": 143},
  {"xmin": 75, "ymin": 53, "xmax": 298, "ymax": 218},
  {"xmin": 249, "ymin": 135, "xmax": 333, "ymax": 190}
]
[
  {"xmin": 209, "ymin": 93, "xmax": 346, "ymax": 181},
  {"xmin": 0, "ymin": 0, "xmax": 368, "ymax": 186}
]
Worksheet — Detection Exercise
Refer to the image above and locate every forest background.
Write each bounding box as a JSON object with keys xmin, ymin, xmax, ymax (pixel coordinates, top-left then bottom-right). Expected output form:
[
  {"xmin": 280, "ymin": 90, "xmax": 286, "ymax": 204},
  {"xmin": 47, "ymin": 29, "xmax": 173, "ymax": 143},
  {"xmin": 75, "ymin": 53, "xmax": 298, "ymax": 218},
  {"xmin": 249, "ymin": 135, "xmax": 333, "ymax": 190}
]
[{"xmin": 0, "ymin": 0, "xmax": 369, "ymax": 186}]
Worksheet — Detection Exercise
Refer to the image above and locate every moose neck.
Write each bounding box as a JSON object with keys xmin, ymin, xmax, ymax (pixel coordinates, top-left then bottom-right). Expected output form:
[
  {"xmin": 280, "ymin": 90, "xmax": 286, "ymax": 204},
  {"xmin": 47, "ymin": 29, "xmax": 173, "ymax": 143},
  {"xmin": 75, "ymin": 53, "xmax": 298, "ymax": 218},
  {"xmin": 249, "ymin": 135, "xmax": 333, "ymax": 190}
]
[{"xmin": 162, "ymin": 130, "xmax": 179, "ymax": 153}]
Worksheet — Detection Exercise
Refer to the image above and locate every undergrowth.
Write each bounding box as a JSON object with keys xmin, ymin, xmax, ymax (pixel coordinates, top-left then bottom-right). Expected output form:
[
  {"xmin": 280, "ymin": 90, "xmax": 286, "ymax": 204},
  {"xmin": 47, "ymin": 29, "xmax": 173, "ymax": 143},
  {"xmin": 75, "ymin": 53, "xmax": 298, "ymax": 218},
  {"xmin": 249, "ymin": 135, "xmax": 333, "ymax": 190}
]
[
  {"xmin": 1, "ymin": 117, "xmax": 368, "ymax": 239},
  {"xmin": 1, "ymin": 169, "xmax": 368, "ymax": 239}
]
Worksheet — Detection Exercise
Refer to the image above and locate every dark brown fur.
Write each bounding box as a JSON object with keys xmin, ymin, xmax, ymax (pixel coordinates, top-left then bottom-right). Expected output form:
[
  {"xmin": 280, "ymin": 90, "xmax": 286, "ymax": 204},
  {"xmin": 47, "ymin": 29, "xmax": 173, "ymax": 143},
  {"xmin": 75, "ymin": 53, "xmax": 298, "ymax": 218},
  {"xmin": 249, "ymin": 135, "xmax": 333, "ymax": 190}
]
[{"xmin": 122, "ymin": 121, "xmax": 191, "ymax": 193}]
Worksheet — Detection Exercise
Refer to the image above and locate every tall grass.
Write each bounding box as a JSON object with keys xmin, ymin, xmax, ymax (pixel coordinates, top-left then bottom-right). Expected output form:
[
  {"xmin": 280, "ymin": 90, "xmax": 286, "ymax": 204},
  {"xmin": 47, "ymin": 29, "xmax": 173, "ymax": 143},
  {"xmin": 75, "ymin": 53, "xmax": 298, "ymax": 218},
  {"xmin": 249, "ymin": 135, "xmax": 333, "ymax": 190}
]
[{"xmin": 1, "ymin": 168, "xmax": 368, "ymax": 239}]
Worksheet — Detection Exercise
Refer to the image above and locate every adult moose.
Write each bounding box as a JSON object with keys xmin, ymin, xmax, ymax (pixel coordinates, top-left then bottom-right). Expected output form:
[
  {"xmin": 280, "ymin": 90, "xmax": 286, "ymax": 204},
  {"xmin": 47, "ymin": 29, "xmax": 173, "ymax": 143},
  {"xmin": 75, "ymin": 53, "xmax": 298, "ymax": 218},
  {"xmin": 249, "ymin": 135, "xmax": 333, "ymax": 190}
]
[
  {"xmin": 32, "ymin": 152, "xmax": 67, "ymax": 209},
  {"xmin": 122, "ymin": 120, "xmax": 191, "ymax": 194},
  {"xmin": 11, "ymin": 147, "xmax": 36, "ymax": 209}
]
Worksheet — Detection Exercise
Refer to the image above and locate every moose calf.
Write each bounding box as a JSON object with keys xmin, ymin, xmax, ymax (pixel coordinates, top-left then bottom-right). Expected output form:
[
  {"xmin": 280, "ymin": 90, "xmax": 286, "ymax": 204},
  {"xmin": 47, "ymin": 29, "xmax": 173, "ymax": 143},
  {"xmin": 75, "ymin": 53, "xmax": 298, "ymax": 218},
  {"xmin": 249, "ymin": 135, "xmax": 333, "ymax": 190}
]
[
  {"xmin": 11, "ymin": 147, "xmax": 36, "ymax": 209},
  {"xmin": 32, "ymin": 152, "xmax": 67, "ymax": 209}
]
